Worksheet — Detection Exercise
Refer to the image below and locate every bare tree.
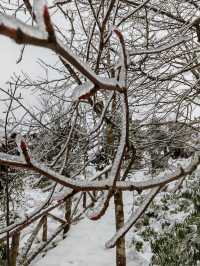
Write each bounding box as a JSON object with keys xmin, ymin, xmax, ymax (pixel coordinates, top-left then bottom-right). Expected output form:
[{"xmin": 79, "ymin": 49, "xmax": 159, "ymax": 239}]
[{"xmin": 1, "ymin": 0, "xmax": 200, "ymax": 265}]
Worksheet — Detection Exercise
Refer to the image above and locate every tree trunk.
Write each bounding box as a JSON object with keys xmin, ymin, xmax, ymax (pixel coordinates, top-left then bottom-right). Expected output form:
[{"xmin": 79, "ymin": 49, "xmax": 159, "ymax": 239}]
[
  {"xmin": 10, "ymin": 232, "xmax": 20, "ymax": 266},
  {"xmin": 114, "ymin": 190, "xmax": 126, "ymax": 266}
]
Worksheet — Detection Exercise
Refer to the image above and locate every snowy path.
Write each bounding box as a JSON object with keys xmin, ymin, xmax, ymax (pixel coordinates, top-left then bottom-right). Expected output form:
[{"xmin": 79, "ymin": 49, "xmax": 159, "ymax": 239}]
[
  {"xmin": 32, "ymin": 196, "xmax": 150, "ymax": 266},
  {"xmin": 32, "ymin": 201, "xmax": 116, "ymax": 266}
]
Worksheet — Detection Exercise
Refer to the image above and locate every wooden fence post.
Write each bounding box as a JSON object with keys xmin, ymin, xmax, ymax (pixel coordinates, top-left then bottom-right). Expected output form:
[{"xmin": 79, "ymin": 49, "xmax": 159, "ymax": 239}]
[
  {"xmin": 63, "ymin": 198, "xmax": 71, "ymax": 235},
  {"xmin": 42, "ymin": 215, "xmax": 48, "ymax": 242}
]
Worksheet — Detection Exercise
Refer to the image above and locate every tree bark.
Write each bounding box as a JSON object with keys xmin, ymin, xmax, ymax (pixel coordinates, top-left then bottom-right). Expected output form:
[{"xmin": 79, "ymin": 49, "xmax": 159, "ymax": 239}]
[
  {"xmin": 10, "ymin": 232, "xmax": 20, "ymax": 266},
  {"xmin": 114, "ymin": 190, "xmax": 126, "ymax": 266}
]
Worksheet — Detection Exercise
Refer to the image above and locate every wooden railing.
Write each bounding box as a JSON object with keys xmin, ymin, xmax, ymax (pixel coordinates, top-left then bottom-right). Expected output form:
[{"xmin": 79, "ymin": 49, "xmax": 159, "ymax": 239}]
[{"xmin": 0, "ymin": 190, "xmax": 96, "ymax": 266}]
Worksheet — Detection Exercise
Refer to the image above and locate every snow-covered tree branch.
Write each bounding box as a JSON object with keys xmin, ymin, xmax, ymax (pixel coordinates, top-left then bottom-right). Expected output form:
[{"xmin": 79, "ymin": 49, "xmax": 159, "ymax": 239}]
[{"xmin": 1, "ymin": 0, "xmax": 200, "ymax": 265}]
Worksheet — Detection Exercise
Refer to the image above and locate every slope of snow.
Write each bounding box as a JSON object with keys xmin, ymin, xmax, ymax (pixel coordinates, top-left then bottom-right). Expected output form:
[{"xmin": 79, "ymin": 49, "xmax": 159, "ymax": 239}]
[
  {"xmin": 31, "ymin": 195, "xmax": 150, "ymax": 266},
  {"xmin": 32, "ymin": 203, "xmax": 115, "ymax": 266}
]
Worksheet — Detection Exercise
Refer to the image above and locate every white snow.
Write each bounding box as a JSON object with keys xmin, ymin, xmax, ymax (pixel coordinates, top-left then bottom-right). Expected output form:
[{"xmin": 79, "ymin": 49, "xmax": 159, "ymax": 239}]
[
  {"xmin": 0, "ymin": 13, "xmax": 48, "ymax": 40},
  {"xmin": 31, "ymin": 195, "xmax": 150, "ymax": 266},
  {"xmin": 33, "ymin": 0, "xmax": 47, "ymax": 31},
  {"xmin": 71, "ymin": 81, "xmax": 94, "ymax": 101},
  {"xmin": 32, "ymin": 201, "xmax": 116, "ymax": 266}
]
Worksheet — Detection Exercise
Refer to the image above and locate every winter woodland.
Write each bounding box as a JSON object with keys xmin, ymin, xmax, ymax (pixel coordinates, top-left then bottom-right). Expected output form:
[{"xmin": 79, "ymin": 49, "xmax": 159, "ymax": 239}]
[{"xmin": 0, "ymin": 0, "xmax": 200, "ymax": 265}]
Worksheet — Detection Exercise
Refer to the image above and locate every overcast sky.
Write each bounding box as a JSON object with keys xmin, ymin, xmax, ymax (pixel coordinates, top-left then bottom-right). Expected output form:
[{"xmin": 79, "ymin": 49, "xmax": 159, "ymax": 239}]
[{"xmin": 0, "ymin": 35, "xmax": 56, "ymax": 125}]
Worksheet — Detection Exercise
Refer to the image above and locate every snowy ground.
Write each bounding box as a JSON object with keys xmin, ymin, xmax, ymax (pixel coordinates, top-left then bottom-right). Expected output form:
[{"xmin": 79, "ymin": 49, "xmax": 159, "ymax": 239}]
[
  {"xmin": 27, "ymin": 164, "xmax": 193, "ymax": 266},
  {"xmin": 31, "ymin": 195, "xmax": 150, "ymax": 266}
]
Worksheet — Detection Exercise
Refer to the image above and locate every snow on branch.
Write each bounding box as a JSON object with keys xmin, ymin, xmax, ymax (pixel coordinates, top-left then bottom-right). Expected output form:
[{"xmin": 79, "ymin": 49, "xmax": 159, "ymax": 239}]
[
  {"xmin": 53, "ymin": 0, "xmax": 71, "ymax": 4},
  {"xmin": 33, "ymin": 0, "xmax": 47, "ymax": 31},
  {"xmin": 113, "ymin": 28, "xmax": 128, "ymax": 87},
  {"xmin": 55, "ymin": 40, "xmax": 125, "ymax": 92},
  {"xmin": 129, "ymin": 36, "xmax": 191, "ymax": 56},
  {"xmin": 87, "ymin": 93, "xmax": 128, "ymax": 220},
  {"xmin": 89, "ymin": 92, "xmax": 114, "ymax": 134},
  {"xmin": 0, "ymin": 11, "xmax": 125, "ymax": 95},
  {"xmin": 71, "ymin": 81, "xmax": 95, "ymax": 101},
  {"xmin": 0, "ymin": 13, "xmax": 48, "ymax": 41},
  {"xmin": 105, "ymin": 186, "xmax": 162, "ymax": 248},
  {"xmin": 0, "ymin": 152, "xmax": 200, "ymax": 192},
  {"xmin": 85, "ymin": 29, "xmax": 130, "ymax": 220},
  {"xmin": 0, "ymin": 189, "xmax": 75, "ymax": 239},
  {"xmin": 0, "ymin": 151, "xmax": 200, "ymax": 240}
]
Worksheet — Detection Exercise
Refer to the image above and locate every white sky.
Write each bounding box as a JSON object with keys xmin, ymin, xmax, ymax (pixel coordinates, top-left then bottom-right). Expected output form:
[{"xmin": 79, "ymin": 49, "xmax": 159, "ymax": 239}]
[{"xmin": 0, "ymin": 35, "xmax": 56, "ymax": 122}]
